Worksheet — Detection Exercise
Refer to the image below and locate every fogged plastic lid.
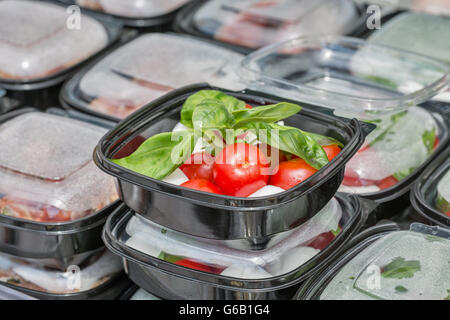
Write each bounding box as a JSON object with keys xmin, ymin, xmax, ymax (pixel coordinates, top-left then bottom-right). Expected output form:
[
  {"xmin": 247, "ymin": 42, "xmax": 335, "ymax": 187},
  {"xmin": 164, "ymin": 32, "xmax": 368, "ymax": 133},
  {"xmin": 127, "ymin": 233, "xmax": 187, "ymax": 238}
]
[
  {"xmin": 77, "ymin": 33, "xmax": 244, "ymax": 119},
  {"xmin": 320, "ymin": 224, "xmax": 450, "ymax": 300},
  {"xmin": 374, "ymin": 0, "xmax": 450, "ymax": 17},
  {"xmin": 0, "ymin": 0, "xmax": 108, "ymax": 81},
  {"xmin": 121, "ymin": 198, "xmax": 343, "ymax": 279},
  {"xmin": 0, "ymin": 250, "xmax": 122, "ymax": 294},
  {"xmin": 130, "ymin": 289, "xmax": 160, "ymax": 300},
  {"xmin": 0, "ymin": 112, "xmax": 117, "ymax": 222},
  {"xmin": 240, "ymin": 36, "xmax": 449, "ymax": 119},
  {"xmin": 193, "ymin": 0, "xmax": 359, "ymax": 49},
  {"xmin": 76, "ymin": 0, "xmax": 191, "ymax": 18},
  {"xmin": 368, "ymin": 13, "xmax": 450, "ymax": 64}
]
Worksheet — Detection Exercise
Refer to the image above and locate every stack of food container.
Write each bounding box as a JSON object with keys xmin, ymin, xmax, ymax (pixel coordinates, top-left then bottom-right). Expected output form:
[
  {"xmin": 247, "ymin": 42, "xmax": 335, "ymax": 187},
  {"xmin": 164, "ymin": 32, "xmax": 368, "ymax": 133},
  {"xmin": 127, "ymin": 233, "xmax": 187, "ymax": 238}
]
[
  {"xmin": 0, "ymin": 107, "xmax": 130, "ymax": 299},
  {"xmin": 239, "ymin": 35, "xmax": 449, "ymax": 225},
  {"xmin": 0, "ymin": 0, "xmax": 122, "ymax": 108}
]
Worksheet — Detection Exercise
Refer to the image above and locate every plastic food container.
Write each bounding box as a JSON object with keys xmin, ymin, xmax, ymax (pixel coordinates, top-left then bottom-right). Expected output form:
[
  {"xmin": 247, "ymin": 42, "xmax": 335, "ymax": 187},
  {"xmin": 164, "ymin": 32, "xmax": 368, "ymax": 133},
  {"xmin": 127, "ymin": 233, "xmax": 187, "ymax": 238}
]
[
  {"xmin": 0, "ymin": 250, "xmax": 131, "ymax": 300},
  {"xmin": 58, "ymin": 0, "xmax": 192, "ymax": 28},
  {"xmin": 103, "ymin": 194, "xmax": 364, "ymax": 300},
  {"xmin": 94, "ymin": 83, "xmax": 367, "ymax": 240},
  {"xmin": 411, "ymin": 146, "xmax": 450, "ymax": 228},
  {"xmin": 174, "ymin": 0, "xmax": 392, "ymax": 53},
  {"xmin": 129, "ymin": 288, "xmax": 160, "ymax": 300},
  {"xmin": 296, "ymin": 223, "xmax": 450, "ymax": 300},
  {"xmin": 60, "ymin": 33, "xmax": 245, "ymax": 121},
  {"xmin": 367, "ymin": 12, "xmax": 450, "ymax": 103},
  {"xmin": 0, "ymin": 283, "xmax": 35, "ymax": 300},
  {"xmin": 240, "ymin": 36, "xmax": 450, "ymax": 223},
  {"xmin": 0, "ymin": 0, "xmax": 122, "ymax": 108},
  {"xmin": 0, "ymin": 108, "xmax": 119, "ymax": 270}
]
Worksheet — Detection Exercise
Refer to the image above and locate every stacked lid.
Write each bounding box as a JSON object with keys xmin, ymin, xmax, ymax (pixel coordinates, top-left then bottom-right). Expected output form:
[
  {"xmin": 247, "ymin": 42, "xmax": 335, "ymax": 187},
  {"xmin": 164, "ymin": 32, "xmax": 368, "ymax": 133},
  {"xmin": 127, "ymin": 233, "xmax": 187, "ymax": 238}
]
[
  {"xmin": 0, "ymin": 0, "xmax": 120, "ymax": 90},
  {"xmin": 298, "ymin": 223, "xmax": 450, "ymax": 300},
  {"xmin": 239, "ymin": 36, "xmax": 449, "ymax": 207},
  {"xmin": 61, "ymin": 33, "xmax": 245, "ymax": 120},
  {"xmin": 0, "ymin": 109, "xmax": 125, "ymax": 298}
]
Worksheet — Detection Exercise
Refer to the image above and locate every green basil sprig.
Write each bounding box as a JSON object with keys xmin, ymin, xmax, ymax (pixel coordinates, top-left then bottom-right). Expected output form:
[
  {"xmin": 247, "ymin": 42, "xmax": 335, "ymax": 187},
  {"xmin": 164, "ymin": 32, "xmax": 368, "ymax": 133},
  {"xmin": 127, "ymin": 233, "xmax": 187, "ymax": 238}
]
[
  {"xmin": 112, "ymin": 131, "xmax": 195, "ymax": 180},
  {"xmin": 241, "ymin": 122, "xmax": 333, "ymax": 170}
]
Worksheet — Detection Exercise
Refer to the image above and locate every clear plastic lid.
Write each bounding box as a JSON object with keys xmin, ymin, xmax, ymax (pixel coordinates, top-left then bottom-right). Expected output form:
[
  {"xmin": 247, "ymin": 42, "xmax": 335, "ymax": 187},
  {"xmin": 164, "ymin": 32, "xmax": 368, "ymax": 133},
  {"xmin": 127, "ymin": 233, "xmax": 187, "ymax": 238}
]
[
  {"xmin": 0, "ymin": 112, "xmax": 117, "ymax": 222},
  {"xmin": 368, "ymin": 12, "xmax": 450, "ymax": 64},
  {"xmin": 76, "ymin": 0, "xmax": 191, "ymax": 18},
  {"xmin": 239, "ymin": 36, "xmax": 449, "ymax": 118},
  {"xmin": 320, "ymin": 225, "xmax": 450, "ymax": 300},
  {"xmin": 120, "ymin": 198, "xmax": 343, "ymax": 279},
  {"xmin": 192, "ymin": 0, "xmax": 359, "ymax": 49},
  {"xmin": 339, "ymin": 106, "xmax": 440, "ymax": 194},
  {"xmin": 0, "ymin": 0, "xmax": 108, "ymax": 81},
  {"xmin": 130, "ymin": 289, "xmax": 160, "ymax": 300},
  {"xmin": 76, "ymin": 33, "xmax": 245, "ymax": 119},
  {"xmin": 436, "ymin": 169, "xmax": 450, "ymax": 216},
  {"xmin": 0, "ymin": 250, "xmax": 122, "ymax": 294}
]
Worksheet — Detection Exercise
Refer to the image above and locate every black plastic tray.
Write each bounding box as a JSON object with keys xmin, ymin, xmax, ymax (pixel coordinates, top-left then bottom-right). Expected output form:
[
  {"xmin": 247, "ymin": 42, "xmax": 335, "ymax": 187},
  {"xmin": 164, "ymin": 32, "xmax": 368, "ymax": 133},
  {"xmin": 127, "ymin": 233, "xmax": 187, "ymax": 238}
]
[
  {"xmin": 94, "ymin": 83, "xmax": 368, "ymax": 240},
  {"xmin": 0, "ymin": 108, "xmax": 120, "ymax": 270},
  {"xmin": 173, "ymin": 0, "xmax": 398, "ymax": 55},
  {"xmin": 411, "ymin": 145, "xmax": 450, "ymax": 228},
  {"xmin": 0, "ymin": 0, "xmax": 123, "ymax": 109},
  {"xmin": 103, "ymin": 194, "xmax": 364, "ymax": 299}
]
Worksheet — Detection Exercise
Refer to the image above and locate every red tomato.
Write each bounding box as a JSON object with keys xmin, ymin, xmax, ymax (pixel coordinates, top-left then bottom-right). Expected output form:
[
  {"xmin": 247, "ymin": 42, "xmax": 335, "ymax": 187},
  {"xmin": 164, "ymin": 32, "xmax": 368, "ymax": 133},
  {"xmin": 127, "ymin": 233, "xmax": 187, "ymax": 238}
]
[
  {"xmin": 257, "ymin": 143, "xmax": 287, "ymax": 166},
  {"xmin": 245, "ymin": 104, "xmax": 253, "ymax": 109},
  {"xmin": 322, "ymin": 145, "xmax": 341, "ymax": 161},
  {"xmin": 308, "ymin": 231, "xmax": 336, "ymax": 250},
  {"xmin": 181, "ymin": 179, "xmax": 223, "ymax": 194},
  {"xmin": 342, "ymin": 175, "xmax": 376, "ymax": 187},
  {"xmin": 213, "ymin": 143, "xmax": 269, "ymax": 197},
  {"xmin": 180, "ymin": 152, "xmax": 215, "ymax": 182},
  {"xmin": 434, "ymin": 137, "xmax": 440, "ymax": 149},
  {"xmin": 376, "ymin": 176, "xmax": 398, "ymax": 190},
  {"xmin": 174, "ymin": 259, "xmax": 214, "ymax": 273},
  {"xmin": 270, "ymin": 158, "xmax": 317, "ymax": 190},
  {"xmin": 446, "ymin": 211, "xmax": 450, "ymax": 218}
]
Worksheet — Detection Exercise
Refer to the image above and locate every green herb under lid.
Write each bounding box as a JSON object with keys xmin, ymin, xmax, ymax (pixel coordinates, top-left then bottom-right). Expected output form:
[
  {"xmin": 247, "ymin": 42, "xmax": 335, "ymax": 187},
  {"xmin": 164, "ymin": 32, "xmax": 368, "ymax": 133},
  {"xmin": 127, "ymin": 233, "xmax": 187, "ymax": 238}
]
[
  {"xmin": 320, "ymin": 230, "xmax": 450, "ymax": 300},
  {"xmin": 436, "ymin": 170, "xmax": 450, "ymax": 217}
]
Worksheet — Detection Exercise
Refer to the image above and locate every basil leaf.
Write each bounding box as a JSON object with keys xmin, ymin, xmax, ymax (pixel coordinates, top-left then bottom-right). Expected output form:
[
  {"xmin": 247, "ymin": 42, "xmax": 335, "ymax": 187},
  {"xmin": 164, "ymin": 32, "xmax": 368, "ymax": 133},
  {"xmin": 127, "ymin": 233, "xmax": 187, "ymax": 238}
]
[
  {"xmin": 395, "ymin": 286, "xmax": 408, "ymax": 294},
  {"xmin": 241, "ymin": 122, "xmax": 329, "ymax": 170},
  {"xmin": 158, "ymin": 251, "xmax": 183, "ymax": 264},
  {"xmin": 112, "ymin": 130, "xmax": 195, "ymax": 180},
  {"xmin": 368, "ymin": 111, "xmax": 408, "ymax": 147},
  {"xmin": 393, "ymin": 167, "xmax": 415, "ymax": 181},
  {"xmin": 180, "ymin": 90, "xmax": 245, "ymax": 127},
  {"xmin": 192, "ymin": 100, "xmax": 234, "ymax": 131},
  {"xmin": 444, "ymin": 290, "xmax": 450, "ymax": 300},
  {"xmin": 304, "ymin": 131, "xmax": 344, "ymax": 148},
  {"xmin": 232, "ymin": 102, "xmax": 301, "ymax": 128},
  {"xmin": 381, "ymin": 257, "xmax": 421, "ymax": 279},
  {"xmin": 422, "ymin": 128, "xmax": 436, "ymax": 154}
]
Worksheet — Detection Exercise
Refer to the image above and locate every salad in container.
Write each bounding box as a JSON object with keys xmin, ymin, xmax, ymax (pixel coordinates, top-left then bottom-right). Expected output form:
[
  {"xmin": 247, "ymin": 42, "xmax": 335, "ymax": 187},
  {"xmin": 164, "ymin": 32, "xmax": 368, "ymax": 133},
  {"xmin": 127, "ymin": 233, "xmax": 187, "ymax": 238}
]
[
  {"xmin": 411, "ymin": 146, "xmax": 450, "ymax": 228},
  {"xmin": 0, "ymin": 109, "xmax": 118, "ymax": 270},
  {"xmin": 94, "ymin": 84, "xmax": 367, "ymax": 239},
  {"xmin": 174, "ymin": 0, "xmax": 369, "ymax": 53},
  {"xmin": 0, "ymin": 250, "xmax": 130, "ymax": 300},
  {"xmin": 60, "ymin": 33, "xmax": 245, "ymax": 121},
  {"xmin": 0, "ymin": 0, "xmax": 121, "ymax": 107},
  {"xmin": 240, "ymin": 36, "xmax": 449, "ymax": 221},
  {"xmin": 296, "ymin": 223, "xmax": 450, "ymax": 300},
  {"xmin": 58, "ymin": 0, "xmax": 192, "ymax": 28},
  {"xmin": 103, "ymin": 194, "xmax": 364, "ymax": 300}
]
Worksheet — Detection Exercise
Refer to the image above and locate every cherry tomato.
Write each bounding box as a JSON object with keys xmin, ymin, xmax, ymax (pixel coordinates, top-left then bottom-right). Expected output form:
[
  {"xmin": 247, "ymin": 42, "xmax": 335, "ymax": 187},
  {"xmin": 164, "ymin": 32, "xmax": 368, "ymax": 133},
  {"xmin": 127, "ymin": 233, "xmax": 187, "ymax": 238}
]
[
  {"xmin": 257, "ymin": 143, "xmax": 287, "ymax": 166},
  {"xmin": 174, "ymin": 259, "xmax": 215, "ymax": 273},
  {"xmin": 245, "ymin": 104, "xmax": 253, "ymax": 109},
  {"xmin": 434, "ymin": 137, "xmax": 440, "ymax": 149},
  {"xmin": 270, "ymin": 158, "xmax": 317, "ymax": 190},
  {"xmin": 180, "ymin": 179, "xmax": 223, "ymax": 194},
  {"xmin": 308, "ymin": 231, "xmax": 336, "ymax": 250},
  {"xmin": 213, "ymin": 143, "xmax": 269, "ymax": 197},
  {"xmin": 446, "ymin": 211, "xmax": 450, "ymax": 218},
  {"xmin": 322, "ymin": 145, "xmax": 341, "ymax": 161},
  {"xmin": 342, "ymin": 175, "xmax": 376, "ymax": 187},
  {"xmin": 180, "ymin": 152, "xmax": 215, "ymax": 182},
  {"xmin": 376, "ymin": 176, "xmax": 398, "ymax": 190}
]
